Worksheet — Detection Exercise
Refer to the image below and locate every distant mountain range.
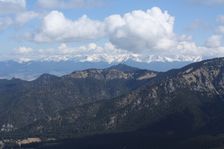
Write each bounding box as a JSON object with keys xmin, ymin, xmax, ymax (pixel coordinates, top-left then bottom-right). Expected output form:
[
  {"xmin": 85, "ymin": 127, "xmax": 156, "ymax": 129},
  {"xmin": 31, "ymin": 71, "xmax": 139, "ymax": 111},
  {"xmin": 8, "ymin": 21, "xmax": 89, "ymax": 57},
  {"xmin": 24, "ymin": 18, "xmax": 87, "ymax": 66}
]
[
  {"xmin": 0, "ymin": 58, "xmax": 224, "ymax": 149},
  {"xmin": 0, "ymin": 60, "xmax": 193, "ymax": 80},
  {"xmin": 0, "ymin": 64, "xmax": 157, "ymax": 136}
]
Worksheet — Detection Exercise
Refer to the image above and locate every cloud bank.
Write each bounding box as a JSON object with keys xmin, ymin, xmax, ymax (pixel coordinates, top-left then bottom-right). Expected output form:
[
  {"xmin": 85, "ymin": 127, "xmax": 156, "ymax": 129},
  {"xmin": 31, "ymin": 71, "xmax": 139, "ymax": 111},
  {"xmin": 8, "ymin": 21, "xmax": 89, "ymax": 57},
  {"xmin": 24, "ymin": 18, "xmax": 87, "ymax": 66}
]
[
  {"xmin": 29, "ymin": 7, "xmax": 204, "ymax": 58},
  {"xmin": 12, "ymin": 43, "xmax": 202, "ymax": 63}
]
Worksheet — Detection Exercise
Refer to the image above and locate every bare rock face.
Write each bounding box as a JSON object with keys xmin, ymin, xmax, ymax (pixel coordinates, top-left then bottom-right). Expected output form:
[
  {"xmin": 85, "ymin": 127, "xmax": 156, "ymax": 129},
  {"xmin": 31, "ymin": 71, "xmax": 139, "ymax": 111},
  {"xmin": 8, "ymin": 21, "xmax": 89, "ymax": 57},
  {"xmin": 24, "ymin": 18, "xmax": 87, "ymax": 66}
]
[
  {"xmin": 174, "ymin": 58, "xmax": 224, "ymax": 95},
  {"xmin": 68, "ymin": 69, "xmax": 104, "ymax": 79},
  {"xmin": 67, "ymin": 64, "xmax": 158, "ymax": 80},
  {"xmin": 68, "ymin": 69, "xmax": 133, "ymax": 80}
]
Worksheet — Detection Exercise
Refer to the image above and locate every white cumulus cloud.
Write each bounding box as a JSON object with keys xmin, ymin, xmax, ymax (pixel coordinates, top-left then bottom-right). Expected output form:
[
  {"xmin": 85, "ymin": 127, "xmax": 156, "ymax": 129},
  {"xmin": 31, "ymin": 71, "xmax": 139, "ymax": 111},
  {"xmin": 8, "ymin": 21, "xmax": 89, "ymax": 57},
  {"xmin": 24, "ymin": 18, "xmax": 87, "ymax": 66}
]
[
  {"xmin": 24, "ymin": 7, "xmax": 224, "ymax": 61},
  {"xmin": 32, "ymin": 7, "xmax": 196, "ymax": 55},
  {"xmin": 33, "ymin": 11, "xmax": 105, "ymax": 42},
  {"xmin": 105, "ymin": 7, "xmax": 176, "ymax": 52}
]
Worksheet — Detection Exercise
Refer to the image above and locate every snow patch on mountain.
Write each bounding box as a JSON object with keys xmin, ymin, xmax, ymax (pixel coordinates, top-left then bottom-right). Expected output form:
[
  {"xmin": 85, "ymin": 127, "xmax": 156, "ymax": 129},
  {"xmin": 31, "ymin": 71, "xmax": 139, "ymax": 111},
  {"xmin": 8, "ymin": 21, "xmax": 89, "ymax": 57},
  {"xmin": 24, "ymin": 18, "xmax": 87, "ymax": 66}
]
[{"xmin": 16, "ymin": 54, "xmax": 202, "ymax": 64}]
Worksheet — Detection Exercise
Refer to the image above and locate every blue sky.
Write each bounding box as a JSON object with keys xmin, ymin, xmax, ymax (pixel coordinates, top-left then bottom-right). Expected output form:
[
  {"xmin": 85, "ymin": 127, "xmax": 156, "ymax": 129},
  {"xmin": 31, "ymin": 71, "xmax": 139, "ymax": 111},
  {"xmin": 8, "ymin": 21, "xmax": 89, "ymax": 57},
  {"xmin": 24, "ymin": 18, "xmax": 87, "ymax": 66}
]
[{"xmin": 0, "ymin": 0, "xmax": 224, "ymax": 62}]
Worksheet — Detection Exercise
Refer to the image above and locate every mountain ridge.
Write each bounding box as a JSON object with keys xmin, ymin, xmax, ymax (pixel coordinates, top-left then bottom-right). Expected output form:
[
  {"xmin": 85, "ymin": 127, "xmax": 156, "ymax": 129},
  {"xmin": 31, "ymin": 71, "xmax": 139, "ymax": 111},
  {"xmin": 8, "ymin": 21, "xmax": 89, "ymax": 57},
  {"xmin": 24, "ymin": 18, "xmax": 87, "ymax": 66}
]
[
  {"xmin": 0, "ymin": 65, "xmax": 157, "ymax": 138},
  {"xmin": 0, "ymin": 57, "xmax": 224, "ymax": 149},
  {"xmin": 0, "ymin": 60, "xmax": 193, "ymax": 80},
  {"xmin": 12, "ymin": 57, "xmax": 224, "ymax": 138}
]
